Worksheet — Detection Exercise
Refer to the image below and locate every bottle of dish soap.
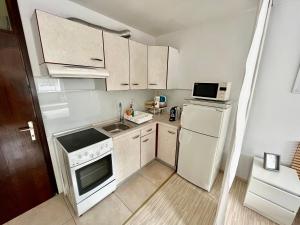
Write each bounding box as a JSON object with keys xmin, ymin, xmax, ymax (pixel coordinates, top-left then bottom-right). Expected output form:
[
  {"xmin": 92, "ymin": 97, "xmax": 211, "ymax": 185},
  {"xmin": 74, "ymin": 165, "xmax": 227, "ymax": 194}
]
[{"xmin": 130, "ymin": 99, "xmax": 134, "ymax": 117}]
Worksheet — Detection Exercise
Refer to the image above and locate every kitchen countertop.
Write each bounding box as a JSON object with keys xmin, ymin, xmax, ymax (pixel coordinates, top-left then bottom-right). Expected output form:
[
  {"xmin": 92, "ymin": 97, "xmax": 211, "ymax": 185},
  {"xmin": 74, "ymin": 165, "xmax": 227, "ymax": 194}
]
[{"xmin": 94, "ymin": 112, "xmax": 181, "ymax": 139}]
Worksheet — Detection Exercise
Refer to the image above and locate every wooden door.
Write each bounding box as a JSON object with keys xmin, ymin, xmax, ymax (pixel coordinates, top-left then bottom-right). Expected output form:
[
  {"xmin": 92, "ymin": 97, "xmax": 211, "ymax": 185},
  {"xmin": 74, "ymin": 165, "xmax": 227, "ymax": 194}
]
[
  {"xmin": 141, "ymin": 132, "xmax": 156, "ymax": 167},
  {"xmin": 148, "ymin": 46, "xmax": 168, "ymax": 89},
  {"xmin": 113, "ymin": 130, "xmax": 141, "ymax": 184},
  {"xmin": 103, "ymin": 32, "xmax": 130, "ymax": 90},
  {"xmin": 157, "ymin": 124, "xmax": 177, "ymax": 167},
  {"xmin": 0, "ymin": 1, "xmax": 56, "ymax": 224},
  {"xmin": 35, "ymin": 10, "xmax": 104, "ymax": 68},
  {"xmin": 129, "ymin": 40, "xmax": 147, "ymax": 89}
]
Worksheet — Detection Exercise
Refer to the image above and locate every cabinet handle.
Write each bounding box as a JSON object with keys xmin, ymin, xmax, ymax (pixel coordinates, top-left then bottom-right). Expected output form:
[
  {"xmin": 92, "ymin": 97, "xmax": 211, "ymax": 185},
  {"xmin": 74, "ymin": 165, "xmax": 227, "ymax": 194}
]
[
  {"xmin": 132, "ymin": 83, "xmax": 139, "ymax": 85},
  {"xmin": 168, "ymin": 130, "xmax": 176, "ymax": 135},
  {"xmin": 149, "ymin": 83, "xmax": 157, "ymax": 85},
  {"xmin": 121, "ymin": 83, "xmax": 129, "ymax": 86},
  {"xmin": 90, "ymin": 57, "xmax": 103, "ymax": 61},
  {"xmin": 146, "ymin": 128, "xmax": 152, "ymax": 132},
  {"xmin": 64, "ymin": 65, "xmax": 97, "ymax": 69},
  {"xmin": 132, "ymin": 135, "xmax": 140, "ymax": 139},
  {"xmin": 142, "ymin": 138, "xmax": 149, "ymax": 143}
]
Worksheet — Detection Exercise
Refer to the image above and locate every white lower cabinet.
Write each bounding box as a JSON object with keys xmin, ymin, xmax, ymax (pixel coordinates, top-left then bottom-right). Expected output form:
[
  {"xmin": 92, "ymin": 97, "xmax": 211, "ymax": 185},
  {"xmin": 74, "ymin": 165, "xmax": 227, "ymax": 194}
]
[
  {"xmin": 244, "ymin": 157, "xmax": 300, "ymax": 225},
  {"xmin": 141, "ymin": 132, "xmax": 156, "ymax": 167},
  {"xmin": 113, "ymin": 130, "xmax": 141, "ymax": 184},
  {"xmin": 157, "ymin": 124, "xmax": 177, "ymax": 167}
]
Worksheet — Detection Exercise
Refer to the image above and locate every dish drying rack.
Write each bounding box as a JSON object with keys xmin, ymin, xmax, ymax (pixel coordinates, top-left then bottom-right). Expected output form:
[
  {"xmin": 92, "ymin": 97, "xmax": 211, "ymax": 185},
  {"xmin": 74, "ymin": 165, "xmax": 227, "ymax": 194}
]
[
  {"xmin": 144, "ymin": 100, "xmax": 167, "ymax": 115},
  {"xmin": 124, "ymin": 111, "xmax": 153, "ymax": 124}
]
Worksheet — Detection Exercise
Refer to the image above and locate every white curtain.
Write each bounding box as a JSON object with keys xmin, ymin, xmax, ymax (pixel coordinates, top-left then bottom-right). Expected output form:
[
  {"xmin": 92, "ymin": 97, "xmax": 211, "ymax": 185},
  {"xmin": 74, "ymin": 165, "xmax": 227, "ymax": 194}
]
[{"xmin": 214, "ymin": 0, "xmax": 273, "ymax": 224}]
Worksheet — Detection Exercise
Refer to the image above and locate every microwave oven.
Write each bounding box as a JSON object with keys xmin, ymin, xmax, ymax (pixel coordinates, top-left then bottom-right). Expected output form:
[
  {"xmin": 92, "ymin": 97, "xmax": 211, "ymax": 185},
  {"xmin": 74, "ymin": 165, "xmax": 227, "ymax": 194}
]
[{"xmin": 192, "ymin": 82, "xmax": 231, "ymax": 101}]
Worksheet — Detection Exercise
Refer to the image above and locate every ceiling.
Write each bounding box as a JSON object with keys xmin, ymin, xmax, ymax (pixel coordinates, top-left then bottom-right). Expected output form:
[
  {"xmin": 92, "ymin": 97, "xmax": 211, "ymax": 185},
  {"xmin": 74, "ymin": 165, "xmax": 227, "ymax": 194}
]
[{"xmin": 71, "ymin": 0, "xmax": 258, "ymax": 36}]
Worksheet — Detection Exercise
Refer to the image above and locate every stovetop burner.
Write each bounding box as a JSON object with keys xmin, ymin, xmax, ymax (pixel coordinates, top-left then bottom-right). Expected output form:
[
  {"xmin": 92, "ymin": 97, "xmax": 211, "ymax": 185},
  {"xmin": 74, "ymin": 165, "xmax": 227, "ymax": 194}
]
[{"xmin": 57, "ymin": 128, "xmax": 110, "ymax": 153}]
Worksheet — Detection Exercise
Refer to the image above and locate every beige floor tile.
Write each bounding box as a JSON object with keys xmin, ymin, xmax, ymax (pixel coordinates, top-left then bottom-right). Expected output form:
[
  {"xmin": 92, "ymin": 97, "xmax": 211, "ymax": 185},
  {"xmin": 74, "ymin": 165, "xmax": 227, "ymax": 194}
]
[
  {"xmin": 74, "ymin": 194, "xmax": 131, "ymax": 225},
  {"xmin": 138, "ymin": 160, "xmax": 174, "ymax": 187},
  {"xmin": 8, "ymin": 194, "xmax": 72, "ymax": 225},
  {"xmin": 63, "ymin": 219, "xmax": 76, "ymax": 225},
  {"xmin": 115, "ymin": 173, "xmax": 157, "ymax": 212}
]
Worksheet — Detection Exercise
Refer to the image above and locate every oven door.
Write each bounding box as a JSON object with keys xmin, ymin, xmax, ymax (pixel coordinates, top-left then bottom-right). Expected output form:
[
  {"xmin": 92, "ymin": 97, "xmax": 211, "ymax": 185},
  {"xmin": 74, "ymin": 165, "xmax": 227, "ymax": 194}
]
[{"xmin": 70, "ymin": 151, "xmax": 115, "ymax": 203}]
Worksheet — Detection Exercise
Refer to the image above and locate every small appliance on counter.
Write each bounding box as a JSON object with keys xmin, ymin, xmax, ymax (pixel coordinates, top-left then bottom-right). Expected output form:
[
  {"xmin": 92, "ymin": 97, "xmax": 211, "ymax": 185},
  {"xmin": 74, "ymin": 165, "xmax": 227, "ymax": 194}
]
[
  {"xmin": 169, "ymin": 107, "xmax": 176, "ymax": 121},
  {"xmin": 169, "ymin": 106, "xmax": 182, "ymax": 121},
  {"xmin": 169, "ymin": 106, "xmax": 181, "ymax": 121}
]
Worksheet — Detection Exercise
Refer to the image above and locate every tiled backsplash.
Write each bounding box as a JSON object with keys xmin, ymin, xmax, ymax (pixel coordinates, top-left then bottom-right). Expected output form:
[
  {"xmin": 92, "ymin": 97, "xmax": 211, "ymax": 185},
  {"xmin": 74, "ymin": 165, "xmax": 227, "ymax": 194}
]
[{"xmin": 36, "ymin": 78, "xmax": 155, "ymax": 137}]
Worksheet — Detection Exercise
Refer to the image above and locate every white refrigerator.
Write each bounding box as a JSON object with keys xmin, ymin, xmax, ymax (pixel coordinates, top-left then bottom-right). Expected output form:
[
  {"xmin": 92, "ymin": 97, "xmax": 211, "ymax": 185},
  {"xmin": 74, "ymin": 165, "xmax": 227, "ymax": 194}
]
[{"xmin": 177, "ymin": 103, "xmax": 231, "ymax": 192}]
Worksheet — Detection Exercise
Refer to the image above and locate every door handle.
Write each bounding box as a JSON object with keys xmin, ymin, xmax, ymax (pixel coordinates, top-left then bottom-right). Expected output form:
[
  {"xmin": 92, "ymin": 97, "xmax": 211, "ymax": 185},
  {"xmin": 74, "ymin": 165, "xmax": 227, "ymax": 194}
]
[
  {"xmin": 142, "ymin": 138, "xmax": 149, "ymax": 143},
  {"xmin": 132, "ymin": 83, "xmax": 139, "ymax": 86},
  {"xmin": 19, "ymin": 121, "xmax": 36, "ymax": 141},
  {"xmin": 168, "ymin": 130, "xmax": 176, "ymax": 135}
]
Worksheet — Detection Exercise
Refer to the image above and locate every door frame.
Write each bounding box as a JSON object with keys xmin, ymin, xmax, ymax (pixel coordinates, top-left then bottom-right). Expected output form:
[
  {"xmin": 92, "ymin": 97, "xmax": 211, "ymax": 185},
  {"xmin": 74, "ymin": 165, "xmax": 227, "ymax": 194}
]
[{"xmin": 3, "ymin": 0, "xmax": 57, "ymax": 193}]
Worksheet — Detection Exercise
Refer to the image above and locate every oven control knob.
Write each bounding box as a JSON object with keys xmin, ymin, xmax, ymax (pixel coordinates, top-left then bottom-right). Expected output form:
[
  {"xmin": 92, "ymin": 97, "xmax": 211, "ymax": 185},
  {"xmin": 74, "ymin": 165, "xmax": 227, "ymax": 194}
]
[
  {"xmin": 96, "ymin": 151, "xmax": 100, "ymax": 156},
  {"xmin": 78, "ymin": 154, "xmax": 82, "ymax": 159},
  {"xmin": 89, "ymin": 154, "xmax": 94, "ymax": 158},
  {"xmin": 84, "ymin": 152, "xmax": 88, "ymax": 156}
]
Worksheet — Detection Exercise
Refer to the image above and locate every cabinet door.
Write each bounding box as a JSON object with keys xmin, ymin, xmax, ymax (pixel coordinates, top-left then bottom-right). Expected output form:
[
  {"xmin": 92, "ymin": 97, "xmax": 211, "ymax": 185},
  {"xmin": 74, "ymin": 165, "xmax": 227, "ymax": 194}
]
[
  {"xmin": 141, "ymin": 132, "xmax": 156, "ymax": 167},
  {"xmin": 113, "ymin": 130, "xmax": 141, "ymax": 184},
  {"xmin": 36, "ymin": 10, "xmax": 104, "ymax": 67},
  {"xmin": 157, "ymin": 124, "xmax": 177, "ymax": 167},
  {"xmin": 129, "ymin": 40, "xmax": 147, "ymax": 89},
  {"xmin": 103, "ymin": 32, "xmax": 130, "ymax": 90},
  {"xmin": 148, "ymin": 46, "xmax": 168, "ymax": 89},
  {"xmin": 167, "ymin": 47, "xmax": 180, "ymax": 89},
  {"xmin": 181, "ymin": 104, "xmax": 224, "ymax": 137}
]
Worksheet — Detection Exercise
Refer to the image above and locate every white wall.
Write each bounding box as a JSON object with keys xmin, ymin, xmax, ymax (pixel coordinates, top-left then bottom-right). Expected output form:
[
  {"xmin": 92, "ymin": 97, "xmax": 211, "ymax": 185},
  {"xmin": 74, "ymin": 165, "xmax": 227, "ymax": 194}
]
[
  {"xmin": 17, "ymin": 0, "xmax": 156, "ymax": 192},
  {"xmin": 155, "ymin": 9, "xmax": 258, "ymax": 159},
  {"xmin": 156, "ymin": 9, "xmax": 258, "ymax": 98},
  {"xmin": 239, "ymin": 0, "xmax": 300, "ymax": 179}
]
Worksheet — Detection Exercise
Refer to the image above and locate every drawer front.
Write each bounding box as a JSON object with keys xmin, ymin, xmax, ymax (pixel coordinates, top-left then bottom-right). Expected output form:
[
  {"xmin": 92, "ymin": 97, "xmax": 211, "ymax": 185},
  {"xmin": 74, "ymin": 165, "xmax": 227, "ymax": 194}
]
[
  {"xmin": 248, "ymin": 178, "xmax": 300, "ymax": 212},
  {"xmin": 141, "ymin": 123, "xmax": 156, "ymax": 137},
  {"xmin": 244, "ymin": 192, "xmax": 296, "ymax": 225}
]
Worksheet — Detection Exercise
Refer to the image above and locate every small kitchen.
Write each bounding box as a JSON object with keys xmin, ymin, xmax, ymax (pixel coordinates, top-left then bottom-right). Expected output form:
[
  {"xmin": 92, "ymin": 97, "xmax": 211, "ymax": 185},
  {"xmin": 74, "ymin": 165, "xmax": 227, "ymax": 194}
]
[
  {"xmin": 2, "ymin": 0, "xmax": 300, "ymax": 225},
  {"xmin": 32, "ymin": 7, "xmax": 233, "ymax": 219}
]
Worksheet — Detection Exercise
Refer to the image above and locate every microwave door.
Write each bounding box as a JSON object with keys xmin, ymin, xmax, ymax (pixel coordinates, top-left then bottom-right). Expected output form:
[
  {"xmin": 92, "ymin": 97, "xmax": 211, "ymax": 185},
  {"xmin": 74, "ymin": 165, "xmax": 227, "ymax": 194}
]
[{"xmin": 193, "ymin": 83, "xmax": 219, "ymax": 99}]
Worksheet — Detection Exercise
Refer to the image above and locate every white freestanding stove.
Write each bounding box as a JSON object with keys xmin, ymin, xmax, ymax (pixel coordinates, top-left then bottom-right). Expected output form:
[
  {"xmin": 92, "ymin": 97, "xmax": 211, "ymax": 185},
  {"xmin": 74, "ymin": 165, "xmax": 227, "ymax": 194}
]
[{"xmin": 56, "ymin": 128, "xmax": 116, "ymax": 216}]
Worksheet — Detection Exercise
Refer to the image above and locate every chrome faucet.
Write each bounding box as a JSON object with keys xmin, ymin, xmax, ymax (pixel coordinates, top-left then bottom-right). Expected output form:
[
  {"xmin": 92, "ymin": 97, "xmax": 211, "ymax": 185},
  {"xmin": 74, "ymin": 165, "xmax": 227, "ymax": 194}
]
[{"xmin": 119, "ymin": 102, "xmax": 123, "ymax": 123}]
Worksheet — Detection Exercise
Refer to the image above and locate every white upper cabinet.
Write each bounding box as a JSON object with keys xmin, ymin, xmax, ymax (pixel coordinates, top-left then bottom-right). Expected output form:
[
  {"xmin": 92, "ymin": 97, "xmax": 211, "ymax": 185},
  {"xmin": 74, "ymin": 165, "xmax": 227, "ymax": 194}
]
[
  {"xmin": 166, "ymin": 47, "xmax": 180, "ymax": 89},
  {"xmin": 129, "ymin": 40, "xmax": 148, "ymax": 89},
  {"xmin": 148, "ymin": 46, "xmax": 168, "ymax": 89},
  {"xmin": 35, "ymin": 10, "xmax": 104, "ymax": 68},
  {"xmin": 148, "ymin": 46, "xmax": 179, "ymax": 89},
  {"xmin": 103, "ymin": 32, "xmax": 130, "ymax": 91}
]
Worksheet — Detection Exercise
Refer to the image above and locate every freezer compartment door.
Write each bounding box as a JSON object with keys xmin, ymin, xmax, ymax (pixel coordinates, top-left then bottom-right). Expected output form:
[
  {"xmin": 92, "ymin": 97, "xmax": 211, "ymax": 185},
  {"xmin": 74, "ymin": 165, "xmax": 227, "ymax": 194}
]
[
  {"xmin": 181, "ymin": 104, "xmax": 224, "ymax": 137},
  {"xmin": 177, "ymin": 128, "xmax": 218, "ymax": 191}
]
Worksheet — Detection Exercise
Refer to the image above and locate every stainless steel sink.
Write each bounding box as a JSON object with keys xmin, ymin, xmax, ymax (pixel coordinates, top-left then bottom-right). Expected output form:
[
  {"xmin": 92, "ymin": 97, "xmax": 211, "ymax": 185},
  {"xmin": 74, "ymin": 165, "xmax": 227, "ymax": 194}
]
[{"xmin": 102, "ymin": 122, "xmax": 132, "ymax": 134}]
